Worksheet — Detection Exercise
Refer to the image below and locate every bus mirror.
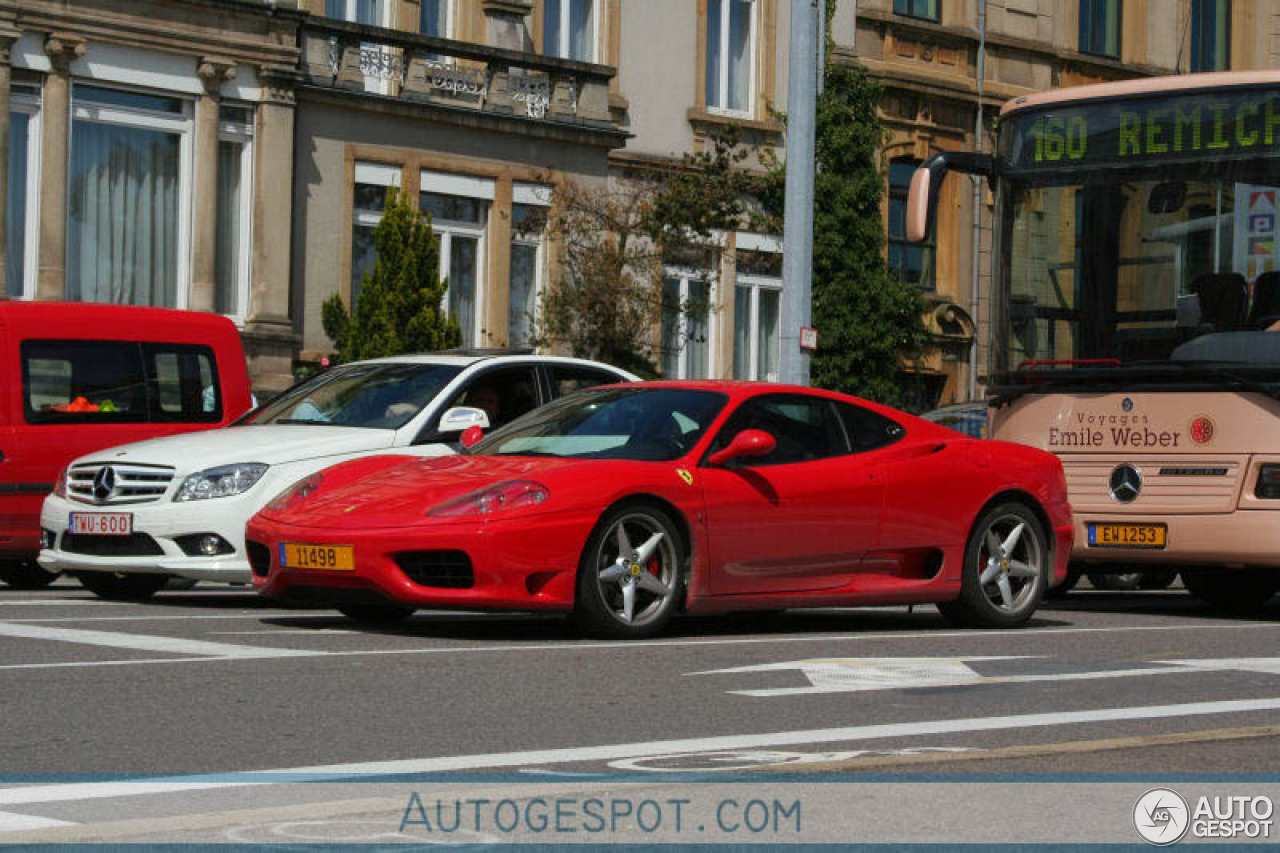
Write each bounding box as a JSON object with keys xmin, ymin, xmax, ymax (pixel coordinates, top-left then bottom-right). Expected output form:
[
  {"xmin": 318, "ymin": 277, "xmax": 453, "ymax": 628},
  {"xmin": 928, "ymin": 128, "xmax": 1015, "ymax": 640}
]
[
  {"xmin": 907, "ymin": 168, "xmax": 933, "ymax": 243},
  {"xmin": 907, "ymin": 152, "xmax": 996, "ymax": 244}
]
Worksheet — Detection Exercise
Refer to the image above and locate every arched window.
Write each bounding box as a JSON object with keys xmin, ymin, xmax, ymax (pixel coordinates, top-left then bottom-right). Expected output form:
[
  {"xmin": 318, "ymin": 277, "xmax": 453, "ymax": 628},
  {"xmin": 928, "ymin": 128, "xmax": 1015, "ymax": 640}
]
[{"xmin": 887, "ymin": 158, "xmax": 934, "ymax": 290}]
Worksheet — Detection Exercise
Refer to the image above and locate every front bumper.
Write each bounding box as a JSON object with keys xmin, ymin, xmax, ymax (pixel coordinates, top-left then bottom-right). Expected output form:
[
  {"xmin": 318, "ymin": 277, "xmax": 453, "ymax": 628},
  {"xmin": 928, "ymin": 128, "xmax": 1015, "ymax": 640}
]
[
  {"xmin": 38, "ymin": 493, "xmax": 256, "ymax": 582},
  {"xmin": 1071, "ymin": 510, "xmax": 1280, "ymax": 568},
  {"xmin": 247, "ymin": 511, "xmax": 591, "ymax": 611}
]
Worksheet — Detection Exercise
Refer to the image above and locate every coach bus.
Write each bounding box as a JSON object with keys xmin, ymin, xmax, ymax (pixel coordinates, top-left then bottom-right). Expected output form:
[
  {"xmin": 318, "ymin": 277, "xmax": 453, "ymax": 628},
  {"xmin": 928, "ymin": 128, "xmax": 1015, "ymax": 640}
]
[{"xmin": 908, "ymin": 71, "xmax": 1280, "ymax": 610}]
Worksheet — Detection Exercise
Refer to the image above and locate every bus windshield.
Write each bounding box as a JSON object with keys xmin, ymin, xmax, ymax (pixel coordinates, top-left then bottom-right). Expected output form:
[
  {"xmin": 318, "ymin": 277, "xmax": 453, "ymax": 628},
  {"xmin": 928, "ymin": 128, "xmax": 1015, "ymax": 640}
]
[{"xmin": 993, "ymin": 85, "xmax": 1280, "ymax": 385}]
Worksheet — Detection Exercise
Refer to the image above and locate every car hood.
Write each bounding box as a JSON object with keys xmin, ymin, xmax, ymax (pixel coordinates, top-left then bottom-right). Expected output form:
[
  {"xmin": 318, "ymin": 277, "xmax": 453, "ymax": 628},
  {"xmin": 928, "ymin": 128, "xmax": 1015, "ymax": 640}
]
[
  {"xmin": 75, "ymin": 425, "xmax": 399, "ymax": 471},
  {"xmin": 264, "ymin": 453, "xmax": 582, "ymax": 529}
]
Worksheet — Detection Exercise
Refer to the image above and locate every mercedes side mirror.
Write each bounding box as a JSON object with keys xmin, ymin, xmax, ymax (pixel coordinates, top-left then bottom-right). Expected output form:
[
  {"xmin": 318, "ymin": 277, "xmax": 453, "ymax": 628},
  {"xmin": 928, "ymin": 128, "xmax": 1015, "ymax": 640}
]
[
  {"xmin": 707, "ymin": 429, "xmax": 777, "ymax": 467},
  {"xmin": 438, "ymin": 406, "xmax": 491, "ymax": 434}
]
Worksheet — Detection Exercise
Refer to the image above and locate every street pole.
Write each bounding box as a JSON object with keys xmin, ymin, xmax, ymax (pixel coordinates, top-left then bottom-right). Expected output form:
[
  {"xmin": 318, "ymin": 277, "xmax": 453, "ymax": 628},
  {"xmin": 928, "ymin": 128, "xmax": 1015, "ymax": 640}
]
[{"xmin": 779, "ymin": 0, "xmax": 820, "ymax": 386}]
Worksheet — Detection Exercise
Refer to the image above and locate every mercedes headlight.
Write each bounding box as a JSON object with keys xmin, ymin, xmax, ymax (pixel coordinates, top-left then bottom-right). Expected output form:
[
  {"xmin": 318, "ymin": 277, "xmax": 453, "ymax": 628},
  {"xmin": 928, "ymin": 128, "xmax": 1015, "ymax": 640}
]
[{"xmin": 174, "ymin": 463, "xmax": 269, "ymax": 502}]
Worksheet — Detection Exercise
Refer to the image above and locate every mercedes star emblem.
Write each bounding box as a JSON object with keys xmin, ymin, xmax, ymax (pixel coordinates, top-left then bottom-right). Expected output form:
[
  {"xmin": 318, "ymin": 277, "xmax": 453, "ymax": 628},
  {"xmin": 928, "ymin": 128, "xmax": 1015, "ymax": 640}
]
[
  {"xmin": 1109, "ymin": 463, "xmax": 1142, "ymax": 503},
  {"xmin": 92, "ymin": 466, "xmax": 117, "ymax": 503}
]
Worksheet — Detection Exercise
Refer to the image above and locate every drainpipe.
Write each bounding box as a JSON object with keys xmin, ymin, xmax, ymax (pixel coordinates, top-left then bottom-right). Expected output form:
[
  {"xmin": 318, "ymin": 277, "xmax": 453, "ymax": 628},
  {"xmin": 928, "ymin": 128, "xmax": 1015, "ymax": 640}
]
[{"xmin": 968, "ymin": 0, "xmax": 987, "ymax": 403}]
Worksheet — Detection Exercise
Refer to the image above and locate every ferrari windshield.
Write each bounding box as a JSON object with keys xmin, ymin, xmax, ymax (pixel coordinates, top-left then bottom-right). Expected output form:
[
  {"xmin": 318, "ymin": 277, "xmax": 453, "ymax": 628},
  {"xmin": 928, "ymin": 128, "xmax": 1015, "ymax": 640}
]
[
  {"xmin": 245, "ymin": 363, "xmax": 462, "ymax": 429},
  {"xmin": 471, "ymin": 387, "xmax": 728, "ymax": 461},
  {"xmin": 994, "ymin": 85, "xmax": 1280, "ymax": 384}
]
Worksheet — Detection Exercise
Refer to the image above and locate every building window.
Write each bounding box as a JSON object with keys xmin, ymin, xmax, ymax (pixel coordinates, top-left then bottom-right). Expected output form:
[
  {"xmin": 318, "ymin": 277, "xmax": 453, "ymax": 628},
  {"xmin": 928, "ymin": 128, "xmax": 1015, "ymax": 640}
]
[
  {"xmin": 1190, "ymin": 0, "xmax": 1230, "ymax": 72},
  {"xmin": 420, "ymin": 0, "xmax": 450, "ymax": 36},
  {"xmin": 543, "ymin": 0, "xmax": 597, "ymax": 61},
  {"xmin": 733, "ymin": 245, "xmax": 782, "ymax": 382},
  {"xmin": 420, "ymin": 171, "xmax": 493, "ymax": 348},
  {"xmin": 661, "ymin": 269, "xmax": 714, "ymax": 380},
  {"xmin": 893, "ymin": 0, "xmax": 938, "ymax": 22},
  {"xmin": 351, "ymin": 161, "xmax": 401, "ymax": 308},
  {"xmin": 326, "ymin": 0, "xmax": 385, "ymax": 25},
  {"xmin": 67, "ymin": 84, "xmax": 192, "ymax": 309},
  {"xmin": 7, "ymin": 82, "xmax": 40, "ymax": 300},
  {"xmin": 1078, "ymin": 0, "xmax": 1120, "ymax": 59},
  {"xmin": 509, "ymin": 183, "xmax": 551, "ymax": 349},
  {"xmin": 705, "ymin": 0, "xmax": 755, "ymax": 116},
  {"xmin": 888, "ymin": 159, "xmax": 933, "ymax": 289},
  {"xmin": 215, "ymin": 105, "xmax": 253, "ymax": 319}
]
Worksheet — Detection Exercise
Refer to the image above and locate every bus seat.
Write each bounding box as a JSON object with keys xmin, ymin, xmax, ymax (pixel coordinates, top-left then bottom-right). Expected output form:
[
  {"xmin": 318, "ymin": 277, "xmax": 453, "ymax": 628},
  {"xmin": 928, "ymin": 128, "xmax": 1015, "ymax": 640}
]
[
  {"xmin": 1190, "ymin": 272, "xmax": 1248, "ymax": 332},
  {"xmin": 1248, "ymin": 271, "xmax": 1280, "ymax": 328}
]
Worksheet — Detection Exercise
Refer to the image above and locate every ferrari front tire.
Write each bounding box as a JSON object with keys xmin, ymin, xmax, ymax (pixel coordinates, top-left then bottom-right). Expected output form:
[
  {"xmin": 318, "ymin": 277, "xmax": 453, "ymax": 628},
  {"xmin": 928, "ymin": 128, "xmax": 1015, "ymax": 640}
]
[
  {"xmin": 76, "ymin": 572, "xmax": 169, "ymax": 601},
  {"xmin": 938, "ymin": 501, "xmax": 1048, "ymax": 629},
  {"xmin": 574, "ymin": 504, "xmax": 684, "ymax": 639},
  {"xmin": 336, "ymin": 604, "xmax": 416, "ymax": 625},
  {"xmin": 0, "ymin": 560, "xmax": 59, "ymax": 590}
]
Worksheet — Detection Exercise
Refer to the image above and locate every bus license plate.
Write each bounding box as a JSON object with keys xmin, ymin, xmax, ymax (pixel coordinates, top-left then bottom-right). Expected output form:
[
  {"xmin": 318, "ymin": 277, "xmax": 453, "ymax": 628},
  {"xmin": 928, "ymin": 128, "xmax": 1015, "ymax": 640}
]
[
  {"xmin": 69, "ymin": 512, "xmax": 133, "ymax": 536},
  {"xmin": 1087, "ymin": 522, "xmax": 1166, "ymax": 549},
  {"xmin": 281, "ymin": 543, "xmax": 355, "ymax": 571}
]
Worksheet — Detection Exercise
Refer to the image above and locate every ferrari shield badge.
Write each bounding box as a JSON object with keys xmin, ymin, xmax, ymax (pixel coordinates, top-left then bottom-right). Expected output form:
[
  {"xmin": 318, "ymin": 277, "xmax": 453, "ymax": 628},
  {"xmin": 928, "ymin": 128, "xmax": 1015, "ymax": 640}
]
[{"xmin": 676, "ymin": 468, "xmax": 694, "ymax": 486}]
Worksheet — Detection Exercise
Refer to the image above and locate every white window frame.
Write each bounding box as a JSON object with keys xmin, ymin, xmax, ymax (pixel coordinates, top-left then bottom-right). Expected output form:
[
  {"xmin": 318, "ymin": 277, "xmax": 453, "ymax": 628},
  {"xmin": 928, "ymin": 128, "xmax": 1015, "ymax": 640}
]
[
  {"xmin": 707, "ymin": 0, "xmax": 757, "ymax": 119},
  {"xmin": 328, "ymin": 0, "xmax": 392, "ymax": 25},
  {"xmin": 662, "ymin": 267, "xmax": 718, "ymax": 380},
  {"xmin": 350, "ymin": 161, "xmax": 402, "ymax": 305},
  {"xmin": 69, "ymin": 83, "xmax": 195, "ymax": 310},
  {"xmin": 216, "ymin": 106, "xmax": 254, "ymax": 324},
  {"xmin": 9, "ymin": 85, "xmax": 42, "ymax": 301},
  {"xmin": 545, "ymin": 0, "xmax": 601, "ymax": 62},
  {"xmin": 421, "ymin": 170, "xmax": 494, "ymax": 347},
  {"xmin": 419, "ymin": 0, "xmax": 453, "ymax": 38},
  {"xmin": 509, "ymin": 182, "xmax": 552, "ymax": 348},
  {"xmin": 734, "ymin": 272, "xmax": 782, "ymax": 382}
]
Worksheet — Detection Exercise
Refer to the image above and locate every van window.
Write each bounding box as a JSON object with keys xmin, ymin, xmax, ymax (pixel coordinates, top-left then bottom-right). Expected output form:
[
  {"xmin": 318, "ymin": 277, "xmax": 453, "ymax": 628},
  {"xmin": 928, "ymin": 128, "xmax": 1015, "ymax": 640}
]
[{"xmin": 21, "ymin": 341, "xmax": 222, "ymax": 424}]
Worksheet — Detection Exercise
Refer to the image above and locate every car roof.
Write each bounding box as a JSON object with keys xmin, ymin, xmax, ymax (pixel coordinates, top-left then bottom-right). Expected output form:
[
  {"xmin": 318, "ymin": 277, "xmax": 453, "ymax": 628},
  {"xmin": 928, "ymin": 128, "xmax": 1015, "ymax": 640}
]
[{"xmin": 346, "ymin": 352, "xmax": 640, "ymax": 375}]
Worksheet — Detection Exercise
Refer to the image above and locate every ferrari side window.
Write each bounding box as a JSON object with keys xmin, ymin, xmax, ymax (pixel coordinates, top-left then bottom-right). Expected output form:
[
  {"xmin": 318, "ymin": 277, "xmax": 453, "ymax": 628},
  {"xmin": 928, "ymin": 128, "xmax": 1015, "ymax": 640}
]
[
  {"xmin": 836, "ymin": 402, "xmax": 905, "ymax": 453},
  {"xmin": 710, "ymin": 394, "xmax": 849, "ymax": 466}
]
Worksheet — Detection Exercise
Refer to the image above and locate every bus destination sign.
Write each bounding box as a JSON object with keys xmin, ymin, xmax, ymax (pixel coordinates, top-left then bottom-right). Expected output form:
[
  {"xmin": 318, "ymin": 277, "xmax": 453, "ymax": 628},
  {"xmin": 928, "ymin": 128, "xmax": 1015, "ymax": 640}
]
[{"xmin": 1006, "ymin": 88, "xmax": 1280, "ymax": 171}]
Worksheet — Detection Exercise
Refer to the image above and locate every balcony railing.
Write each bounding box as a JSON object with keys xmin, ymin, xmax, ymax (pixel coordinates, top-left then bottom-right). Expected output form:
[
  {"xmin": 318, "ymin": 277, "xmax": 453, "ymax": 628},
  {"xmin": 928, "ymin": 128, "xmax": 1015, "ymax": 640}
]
[{"xmin": 300, "ymin": 18, "xmax": 616, "ymax": 127}]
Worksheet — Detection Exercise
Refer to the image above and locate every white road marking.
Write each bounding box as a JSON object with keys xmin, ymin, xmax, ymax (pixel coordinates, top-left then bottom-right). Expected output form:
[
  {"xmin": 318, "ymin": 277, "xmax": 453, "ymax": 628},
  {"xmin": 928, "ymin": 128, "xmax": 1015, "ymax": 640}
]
[
  {"xmin": 1, "ymin": 695, "xmax": 1279, "ymax": 815},
  {"xmin": 0, "ymin": 599, "xmax": 130, "ymax": 607},
  {"xmin": 0, "ymin": 621, "xmax": 1278, "ymax": 673},
  {"xmin": 0, "ymin": 622, "xmax": 319, "ymax": 660},
  {"xmin": 693, "ymin": 656, "xmax": 1280, "ymax": 697},
  {"xmin": 5, "ymin": 614, "xmax": 274, "ymax": 624},
  {"xmin": 0, "ymin": 811, "xmax": 77, "ymax": 831}
]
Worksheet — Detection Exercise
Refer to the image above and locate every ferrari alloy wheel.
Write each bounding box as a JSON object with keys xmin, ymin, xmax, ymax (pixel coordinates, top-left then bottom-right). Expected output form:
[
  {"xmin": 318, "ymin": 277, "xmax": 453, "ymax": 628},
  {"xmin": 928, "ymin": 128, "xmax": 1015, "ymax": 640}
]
[
  {"xmin": 76, "ymin": 571, "xmax": 169, "ymax": 601},
  {"xmin": 336, "ymin": 604, "xmax": 416, "ymax": 625},
  {"xmin": 0, "ymin": 560, "xmax": 59, "ymax": 590},
  {"xmin": 575, "ymin": 505, "xmax": 683, "ymax": 638},
  {"xmin": 938, "ymin": 502, "xmax": 1047, "ymax": 628}
]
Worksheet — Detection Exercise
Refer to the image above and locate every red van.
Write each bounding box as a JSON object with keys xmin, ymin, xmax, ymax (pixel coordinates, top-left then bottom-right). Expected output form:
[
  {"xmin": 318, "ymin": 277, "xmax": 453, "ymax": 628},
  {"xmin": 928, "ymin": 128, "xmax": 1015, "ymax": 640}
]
[{"xmin": 0, "ymin": 302, "xmax": 253, "ymax": 588}]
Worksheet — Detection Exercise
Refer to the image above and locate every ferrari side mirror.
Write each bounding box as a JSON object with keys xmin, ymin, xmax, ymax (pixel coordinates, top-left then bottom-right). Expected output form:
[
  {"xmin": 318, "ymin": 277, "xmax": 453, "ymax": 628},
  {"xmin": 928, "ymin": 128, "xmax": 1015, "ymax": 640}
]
[
  {"xmin": 707, "ymin": 429, "xmax": 776, "ymax": 467},
  {"xmin": 460, "ymin": 425, "xmax": 485, "ymax": 449}
]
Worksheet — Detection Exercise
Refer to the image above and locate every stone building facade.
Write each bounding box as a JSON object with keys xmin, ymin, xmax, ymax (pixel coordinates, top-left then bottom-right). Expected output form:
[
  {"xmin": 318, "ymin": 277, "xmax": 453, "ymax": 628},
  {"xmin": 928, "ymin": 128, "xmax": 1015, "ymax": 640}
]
[{"xmin": 3, "ymin": 0, "xmax": 1276, "ymax": 403}]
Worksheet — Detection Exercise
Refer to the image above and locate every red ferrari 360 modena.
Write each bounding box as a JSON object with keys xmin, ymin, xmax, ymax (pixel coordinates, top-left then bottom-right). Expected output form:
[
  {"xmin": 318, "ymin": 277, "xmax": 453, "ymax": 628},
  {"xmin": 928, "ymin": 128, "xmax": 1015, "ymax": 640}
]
[{"xmin": 247, "ymin": 382, "xmax": 1072, "ymax": 638}]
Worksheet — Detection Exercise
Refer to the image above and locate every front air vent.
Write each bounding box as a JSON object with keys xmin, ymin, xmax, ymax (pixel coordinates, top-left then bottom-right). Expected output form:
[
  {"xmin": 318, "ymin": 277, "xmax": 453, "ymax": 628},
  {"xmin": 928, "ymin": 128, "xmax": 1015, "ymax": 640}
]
[
  {"xmin": 62, "ymin": 533, "xmax": 164, "ymax": 557},
  {"xmin": 394, "ymin": 550, "xmax": 474, "ymax": 589},
  {"xmin": 246, "ymin": 541, "xmax": 271, "ymax": 577}
]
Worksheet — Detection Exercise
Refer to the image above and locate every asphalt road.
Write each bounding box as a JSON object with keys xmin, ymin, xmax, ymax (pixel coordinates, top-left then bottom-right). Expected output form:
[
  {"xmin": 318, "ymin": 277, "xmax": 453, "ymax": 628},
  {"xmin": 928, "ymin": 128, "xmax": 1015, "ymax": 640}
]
[{"xmin": 1, "ymin": 577, "xmax": 1278, "ymax": 844}]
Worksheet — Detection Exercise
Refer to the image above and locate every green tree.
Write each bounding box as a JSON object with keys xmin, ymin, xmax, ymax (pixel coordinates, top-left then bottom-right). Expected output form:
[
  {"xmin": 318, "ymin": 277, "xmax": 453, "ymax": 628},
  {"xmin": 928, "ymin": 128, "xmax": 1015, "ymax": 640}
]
[
  {"xmin": 322, "ymin": 188, "xmax": 460, "ymax": 363},
  {"xmin": 535, "ymin": 135, "xmax": 764, "ymax": 378},
  {"xmin": 761, "ymin": 18, "xmax": 929, "ymax": 406}
]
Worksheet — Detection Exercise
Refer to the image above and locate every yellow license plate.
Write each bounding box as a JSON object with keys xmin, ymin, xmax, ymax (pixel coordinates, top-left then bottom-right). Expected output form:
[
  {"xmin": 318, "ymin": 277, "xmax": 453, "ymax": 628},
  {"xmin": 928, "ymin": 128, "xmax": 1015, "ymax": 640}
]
[
  {"xmin": 1088, "ymin": 523, "xmax": 1167, "ymax": 549},
  {"xmin": 281, "ymin": 543, "xmax": 356, "ymax": 571}
]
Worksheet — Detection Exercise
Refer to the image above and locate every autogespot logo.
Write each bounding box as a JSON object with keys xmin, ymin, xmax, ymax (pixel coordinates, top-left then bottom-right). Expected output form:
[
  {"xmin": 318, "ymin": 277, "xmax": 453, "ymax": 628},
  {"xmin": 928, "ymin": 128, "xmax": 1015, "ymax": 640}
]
[{"xmin": 1134, "ymin": 788, "xmax": 1190, "ymax": 845}]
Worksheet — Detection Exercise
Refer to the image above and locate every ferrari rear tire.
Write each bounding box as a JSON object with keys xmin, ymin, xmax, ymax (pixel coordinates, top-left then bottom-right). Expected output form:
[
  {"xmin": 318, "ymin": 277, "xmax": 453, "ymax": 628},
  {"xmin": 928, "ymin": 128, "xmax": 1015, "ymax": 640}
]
[
  {"xmin": 76, "ymin": 572, "xmax": 169, "ymax": 601},
  {"xmin": 938, "ymin": 501, "xmax": 1048, "ymax": 629},
  {"xmin": 0, "ymin": 560, "xmax": 59, "ymax": 590},
  {"xmin": 574, "ymin": 504, "xmax": 684, "ymax": 639},
  {"xmin": 336, "ymin": 604, "xmax": 416, "ymax": 625},
  {"xmin": 1182, "ymin": 570, "xmax": 1279, "ymax": 614}
]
